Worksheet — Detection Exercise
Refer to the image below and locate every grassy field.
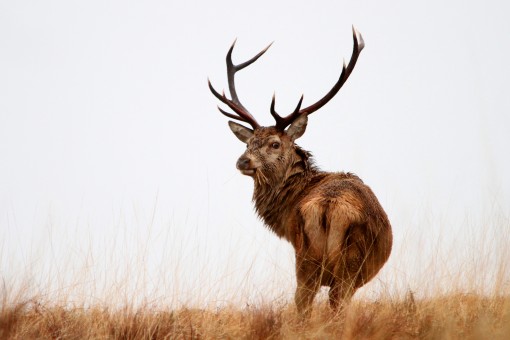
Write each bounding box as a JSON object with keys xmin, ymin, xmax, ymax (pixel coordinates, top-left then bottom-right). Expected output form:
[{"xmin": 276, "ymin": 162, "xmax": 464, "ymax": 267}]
[
  {"xmin": 1, "ymin": 214, "xmax": 509, "ymax": 338},
  {"xmin": 1, "ymin": 292, "xmax": 509, "ymax": 338}
]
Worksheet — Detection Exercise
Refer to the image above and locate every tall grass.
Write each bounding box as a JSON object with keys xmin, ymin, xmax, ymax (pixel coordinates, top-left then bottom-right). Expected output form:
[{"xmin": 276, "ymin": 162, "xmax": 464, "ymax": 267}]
[
  {"xmin": 1, "ymin": 291, "xmax": 509, "ymax": 338},
  {"xmin": 1, "ymin": 211, "xmax": 509, "ymax": 338}
]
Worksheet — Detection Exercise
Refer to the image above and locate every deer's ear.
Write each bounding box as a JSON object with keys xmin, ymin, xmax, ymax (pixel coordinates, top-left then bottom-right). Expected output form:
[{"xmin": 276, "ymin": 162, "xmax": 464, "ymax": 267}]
[
  {"xmin": 228, "ymin": 121, "xmax": 254, "ymax": 143},
  {"xmin": 286, "ymin": 114, "xmax": 308, "ymax": 141}
]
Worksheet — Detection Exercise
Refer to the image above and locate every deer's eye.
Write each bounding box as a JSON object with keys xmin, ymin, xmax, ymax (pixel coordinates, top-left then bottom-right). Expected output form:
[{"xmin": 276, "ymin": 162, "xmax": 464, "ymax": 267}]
[{"xmin": 271, "ymin": 142, "xmax": 280, "ymax": 149}]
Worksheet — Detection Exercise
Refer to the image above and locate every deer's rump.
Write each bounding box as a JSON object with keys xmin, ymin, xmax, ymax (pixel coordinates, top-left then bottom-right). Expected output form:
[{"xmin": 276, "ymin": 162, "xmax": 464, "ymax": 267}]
[{"xmin": 297, "ymin": 173, "xmax": 392, "ymax": 286}]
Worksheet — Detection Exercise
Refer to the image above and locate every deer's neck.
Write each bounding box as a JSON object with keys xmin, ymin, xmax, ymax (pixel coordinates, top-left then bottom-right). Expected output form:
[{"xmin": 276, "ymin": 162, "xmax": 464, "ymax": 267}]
[{"xmin": 252, "ymin": 156, "xmax": 320, "ymax": 239}]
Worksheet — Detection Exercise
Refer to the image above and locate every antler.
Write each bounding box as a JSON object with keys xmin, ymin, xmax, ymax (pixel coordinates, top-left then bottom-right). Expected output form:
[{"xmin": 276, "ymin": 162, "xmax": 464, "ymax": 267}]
[
  {"xmin": 208, "ymin": 40, "xmax": 272, "ymax": 130},
  {"xmin": 271, "ymin": 26, "xmax": 365, "ymax": 131}
]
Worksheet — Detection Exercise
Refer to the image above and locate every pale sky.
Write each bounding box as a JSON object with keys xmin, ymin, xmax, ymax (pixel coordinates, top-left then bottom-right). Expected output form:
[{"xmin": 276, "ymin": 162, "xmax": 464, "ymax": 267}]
[{"xmin": 1, "ymin": 1, "xmax": 509, "ymax": 307}]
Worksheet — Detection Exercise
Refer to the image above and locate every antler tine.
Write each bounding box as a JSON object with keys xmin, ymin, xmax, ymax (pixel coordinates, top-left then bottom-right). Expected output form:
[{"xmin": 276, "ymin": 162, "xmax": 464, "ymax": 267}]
[
  {"xmin": 208, "ymin": 78, "xmax": 261, "ymax": 129},
  {"xmin": 271, "ymin": 93, "xmax": 304, "ymax": 130},
  {"xmin": 217, "ymin": 106, "xmax": 248, "ymax": 122},
  {"xmin": 227, "ymin": 40, "xmax": 273, "ymax": 111},
  {"xmin": 270, "ymin": 93, "xmax": 279, "ymax": 122},
  {"xmin": 299, "ymin": 26, "xmax": 364, "ymax": 116}
]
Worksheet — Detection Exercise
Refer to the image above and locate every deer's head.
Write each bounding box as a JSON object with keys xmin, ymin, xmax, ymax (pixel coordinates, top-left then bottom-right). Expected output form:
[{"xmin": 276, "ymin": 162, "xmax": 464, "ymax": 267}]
[{"xmin": 209, "ymin": 27, "xmax": 364, "ymax": 184}]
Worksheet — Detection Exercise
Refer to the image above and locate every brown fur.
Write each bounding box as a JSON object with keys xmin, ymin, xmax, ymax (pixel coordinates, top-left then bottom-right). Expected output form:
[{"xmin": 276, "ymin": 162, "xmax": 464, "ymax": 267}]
[{"xmin": 235, "ymin": 126, "xmax": 392, "ymax": 317}]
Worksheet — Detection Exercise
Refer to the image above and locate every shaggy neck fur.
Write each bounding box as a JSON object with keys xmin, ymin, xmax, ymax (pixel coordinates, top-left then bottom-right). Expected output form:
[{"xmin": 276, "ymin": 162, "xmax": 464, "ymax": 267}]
[{"xmin": 252, "ymin": 145, "xmax": 322, "ymax": 238}]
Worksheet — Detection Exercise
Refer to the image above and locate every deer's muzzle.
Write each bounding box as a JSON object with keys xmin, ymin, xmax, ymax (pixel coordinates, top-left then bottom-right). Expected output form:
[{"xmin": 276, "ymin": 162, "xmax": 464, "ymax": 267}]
[{"xmin": 236, "ymin": 157, "xmax": 256, "ymax": 176}]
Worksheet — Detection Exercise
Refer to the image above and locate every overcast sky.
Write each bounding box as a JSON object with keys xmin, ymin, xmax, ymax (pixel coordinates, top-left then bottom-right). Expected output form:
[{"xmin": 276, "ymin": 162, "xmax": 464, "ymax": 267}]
[{"xmin": 1, "ymin": 1, "xmax": 509, "ymax": 307}]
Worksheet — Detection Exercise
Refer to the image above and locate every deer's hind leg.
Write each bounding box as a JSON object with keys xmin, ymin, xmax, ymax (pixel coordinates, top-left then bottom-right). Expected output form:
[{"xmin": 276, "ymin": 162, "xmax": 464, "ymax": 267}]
[
  {"xmin": 328, "ymin": 222, "xmax": 369, "ymax": 311},
  {"xmin": 294, "ymin": 253, "xmax": 322, "ymax": 318},
  {"xmin": 295, "ymin": 198, "xmax": 328, "ymax": 317}
]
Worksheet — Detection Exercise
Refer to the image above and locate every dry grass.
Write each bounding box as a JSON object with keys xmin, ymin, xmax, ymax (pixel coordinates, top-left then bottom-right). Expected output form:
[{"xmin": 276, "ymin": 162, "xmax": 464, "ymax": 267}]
[
  {"xmin": 2, "ymin": 211, "xmax": 509, "ymax": 338},
  {"xmin": 1, "ymin": 292, "xmax": 509, "ymax": 339}
]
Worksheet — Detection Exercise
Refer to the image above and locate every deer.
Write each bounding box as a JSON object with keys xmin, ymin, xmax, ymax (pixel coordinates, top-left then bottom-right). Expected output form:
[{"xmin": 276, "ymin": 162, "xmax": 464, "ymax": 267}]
[{"xmin": 208, "ymin": 27, "xmax": 392, "ymax": 317}]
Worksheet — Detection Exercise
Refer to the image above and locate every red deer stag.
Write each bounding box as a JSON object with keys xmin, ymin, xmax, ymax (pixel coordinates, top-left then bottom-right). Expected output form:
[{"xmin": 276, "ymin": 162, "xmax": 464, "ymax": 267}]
[{"xmin": 208, "ymin": 27, "xmax": 392, "ymax": 317}]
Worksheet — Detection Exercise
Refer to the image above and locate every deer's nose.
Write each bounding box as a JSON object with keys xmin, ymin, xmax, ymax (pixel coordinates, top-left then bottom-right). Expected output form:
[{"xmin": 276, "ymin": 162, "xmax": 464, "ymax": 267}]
[{"xmin": 236, "ymin": 157, "xmax": 251, "ymax": 170}]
